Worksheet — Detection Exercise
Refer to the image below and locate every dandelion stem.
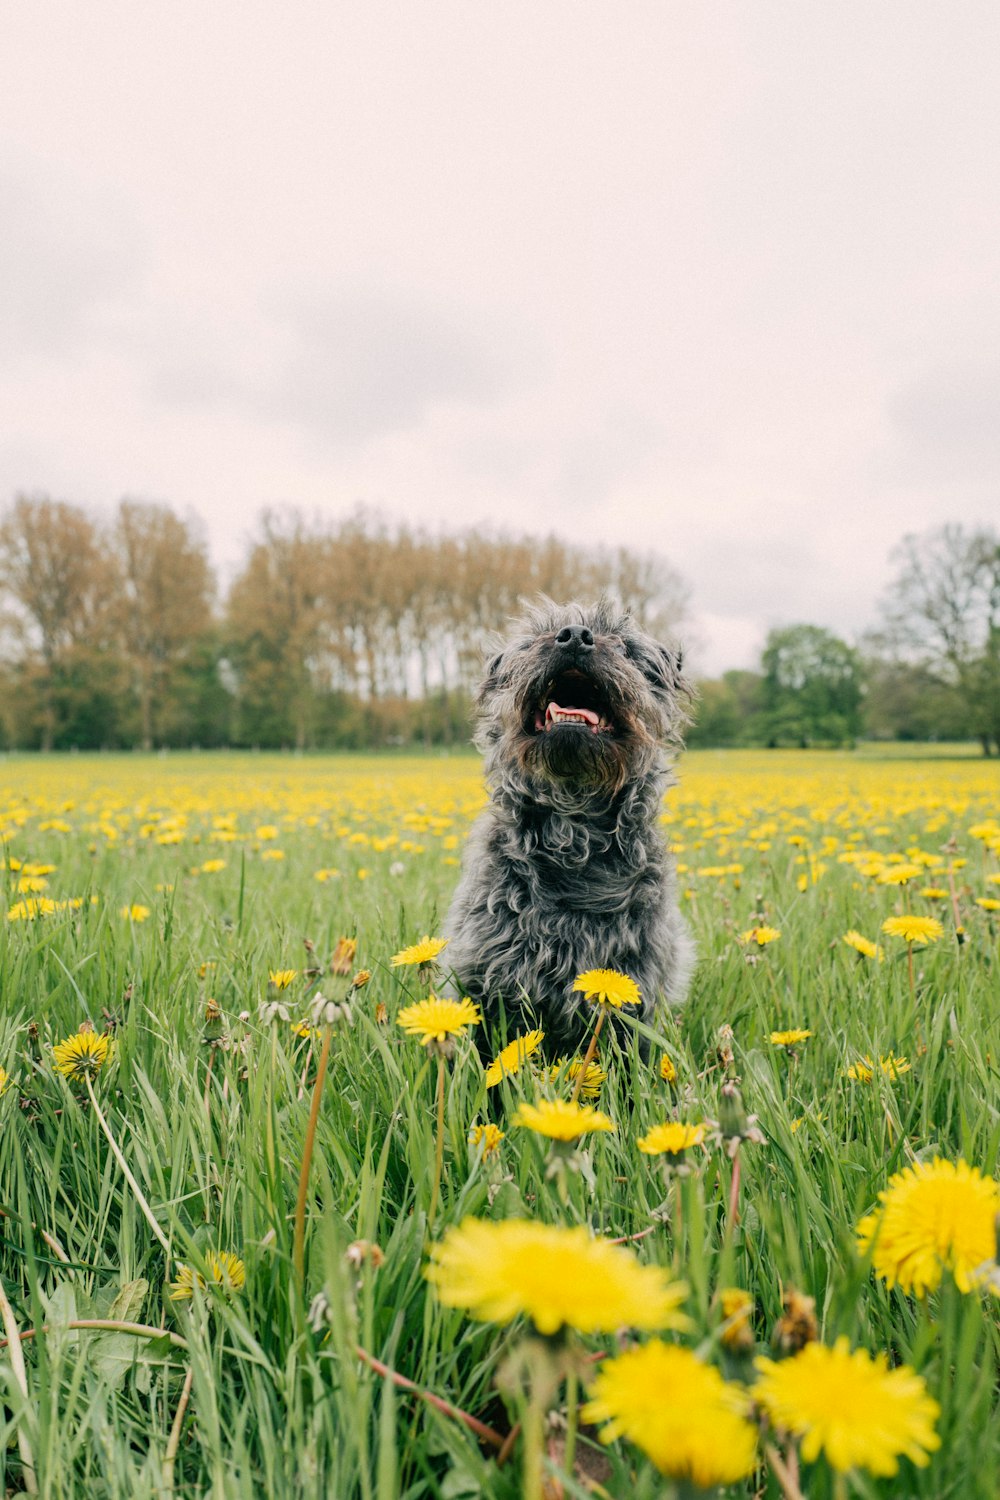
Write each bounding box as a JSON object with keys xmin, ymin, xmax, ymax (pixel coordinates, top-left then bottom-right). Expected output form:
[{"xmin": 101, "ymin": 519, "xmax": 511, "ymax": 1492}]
[
  {"xmin": 355, "ymin": 1345, "xmax": 504, "ymax": 1449},
  {"xmin": 521, "ymin": 1387, "xmax": 545, "ymax": 1500},
  {"xmin": 429, "ymin": 1054, "xmax": 446, "ymax": 1228},
  {"xmin": 162, "ymin": 1364, "xmax": 194, "ymax": 1495},
  {"xmin": 764, "ymin": 1442, "xmax": 806, "ymax": 1500},
  {"xmin": 726, "ymin": 1147, "xmax": 742, "ymax": 1236},
  {"xmin": 0, "ymin": 1318, "xmax": 189, "ymax": 1352},
  {"xmin": 0, "ymin": 1272, "xmax": 37, "ymax": 1493},
  {"xmin": 563, "ymin": 1359, "xmax": 579, "ymax": 1479},
  {"xmin": 293, "ymin": 1023, "xmax": 333, "ymax": 1285},
  {"xmin": 84, "ymin": 1073, "xmax": 172, "ymax": 1261},
  {"xmin": 570, "ymin": 1009, "xmax": 606, "ymax": 1104}
]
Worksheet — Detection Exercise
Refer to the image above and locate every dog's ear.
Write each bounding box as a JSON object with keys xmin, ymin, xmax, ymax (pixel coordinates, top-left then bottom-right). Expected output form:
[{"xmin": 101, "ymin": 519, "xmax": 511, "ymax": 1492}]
[
  {"xmin": 628, "ymin": 636, "xmax": 685, "ymax": 696},
  {"xmin": 478, "ymin": 651, "xmax": 505, "ymax": 703}
]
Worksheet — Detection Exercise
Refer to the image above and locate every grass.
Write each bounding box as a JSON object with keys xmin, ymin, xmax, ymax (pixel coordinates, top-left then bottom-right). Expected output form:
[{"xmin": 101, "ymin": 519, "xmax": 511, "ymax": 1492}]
[{"xmin": 0, "ymin": 748, "xmax": 998, "ymax": 1497}]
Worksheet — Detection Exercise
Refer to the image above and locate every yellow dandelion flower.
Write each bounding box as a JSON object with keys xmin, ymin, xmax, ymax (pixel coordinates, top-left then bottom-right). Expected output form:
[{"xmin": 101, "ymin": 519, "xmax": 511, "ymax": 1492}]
[
  {"xmin": 842, "ymin": 929, "xmax": 883, "ymax": 959},
  {"xmin": 200, "ymin": 859, "xmax": 226, "ymax": 873},
  {"xmin": 484, "ymin": 1029, "xmax": 545, "ymax": 1087},
  {"xmin": 170, "ymin": 1250, "xmax": 246, "ymax": 1300},
  {"xmin": 637, "ymin": 1121, "xmax": 706, "ymax": 1156},
  {"xmin": 329, "ymin": 936, "xmax": 358, "ymax": 975},
  {"xmin": 513, "ymin": 1097, "xmax": 615, "ymax": 1141},
  {"xmin": 718, "ymin": 1287, "xmax": 754, "ymax": 1350},
  {"xmin": 544, "ymin": 1056, "xmax": 607, "ymax": 1100},
  {"xmin": 846, "ymin": 1053, "xmax": 910, "ymax": 1083},
  {"xmin": 856, "ymin": 1158, "xmax": 1000, "ymax": 1296},
  {"xmin": 7, "ymin": 898, "xmax": 57, "ymax": 921},
  {"xmin": 739, "ymin": 925, "xmax": 781, "ymax": 946},
  {"xmin": 0, "ymin": 1067, "xmax": 9, "ymax": 1096},
  {"xmin": 396, "ymin": 995, "xmax": 480, "ymax": 1045},
  {"xmin": 881, "ymin": 914, "xmax": 943, "ymax": 945},
  {"xmin": 754, "ymin": 1337, "xmax": 940, "ymax": 1476},
  {"xmin": 426, "ymin": 1218, "xmax": 689, "ymax": 1335},
  {"xmin": 659, "ymin": 1053, "xmax": 677, "ymax": 1083},
  {"xmin": 876, "ymin": 863, "xmax": 924, "ymax": 885},
  {"xmin": 571, "ymin": 968, "xmax": 641, "ymax": 1008},
  {"xmin": 770, "ymin": 1029, "xmax": 813, "ymax": 1047},
  {"xmin": 120, "ymin": 903, "xmax": 151, "ymax": 922},
  {"xmin": 920, "ymin": 887, "xmax": 948, "ymax": 900},
  {"xmin": 390, "ymin": 935, "xmax": 449, "ymax": 967},
  {"xmin": 468, "ymin": 1123, "xmax": 505, "ymax": 1157},
  {"xmin": 268, "ymin": 968, "xmax": 297, "ymax": 990},
  {"xmin": 584, "ymin": 1341, "xmax": 757, "ymax": 1486},
  {"xmin": 53, "ymin": 1031, "xmax": 112, "ymax": 1079},
  {"xmin": 976, "ymin": 897, "xmax": 1000, "ymax": 912}
]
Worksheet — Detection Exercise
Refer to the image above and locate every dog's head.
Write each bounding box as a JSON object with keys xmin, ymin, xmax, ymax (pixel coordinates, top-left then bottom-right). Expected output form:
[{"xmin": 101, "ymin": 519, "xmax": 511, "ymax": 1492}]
[{"xmin": 476, "ymin": 597, "xmax": 688, "ymax": 799}]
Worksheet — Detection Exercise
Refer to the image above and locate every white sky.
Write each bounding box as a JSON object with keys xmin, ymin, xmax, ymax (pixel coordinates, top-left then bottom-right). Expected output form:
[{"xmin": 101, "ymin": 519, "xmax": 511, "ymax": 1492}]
[{"xmin": 2, "ymin": 2, "xmax": 999, "ymax": 674}]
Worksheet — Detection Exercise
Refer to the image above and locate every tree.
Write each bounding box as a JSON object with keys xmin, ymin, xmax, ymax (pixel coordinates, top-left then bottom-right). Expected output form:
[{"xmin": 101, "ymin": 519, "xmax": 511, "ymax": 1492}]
[
  {"xmin": 225, "ymin": 510, "xmax": 330, "ymax": 748},
  {"xmin": 0, "ymin": 494, "xmax": 119, "ymax": 749},
  {"xmin": 882, "ymin": 524, "xmax": 1000, "ymax": 755},
  {"xmin": 112, "ymin": 499, "xmax": 217, "ymax": 749},
  {"xmin": 760, "ymin": 624, "xmax": 863, "ymax": 747}
]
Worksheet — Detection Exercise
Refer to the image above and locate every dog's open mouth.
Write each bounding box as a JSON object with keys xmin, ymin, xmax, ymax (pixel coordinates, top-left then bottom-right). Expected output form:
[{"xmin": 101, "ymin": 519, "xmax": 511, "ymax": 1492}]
[{"xmin": 530, "ymin": 670, "xmax": 614, "ymax": 735}]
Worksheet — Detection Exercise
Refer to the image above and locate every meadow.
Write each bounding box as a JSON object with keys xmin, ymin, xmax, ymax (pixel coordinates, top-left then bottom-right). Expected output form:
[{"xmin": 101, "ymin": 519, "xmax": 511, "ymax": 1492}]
[{"xmin": 0, "ymin": 746, "xmax": 998, "ymax": 1499}]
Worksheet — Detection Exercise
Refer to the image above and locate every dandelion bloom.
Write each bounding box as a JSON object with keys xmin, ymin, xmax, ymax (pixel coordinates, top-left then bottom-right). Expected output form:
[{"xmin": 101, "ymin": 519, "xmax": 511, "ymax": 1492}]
[
  {"xmin": 843, "ymin": 930, "xmax": 883, "ymax": 960},
  {"xmin": 857, "ymin": 1158, "xmax": 1000, "ymax": 1296},
  {"xmin": 0, "ymin": 1067, "xmax": 9, "ymax": 1096},
  {"xmin": 468, "ymin": 1123, "xmax": 505, "ymax": 1157},
  {"xmin": 329, "ymin": 936, "xmax": 358, "ymax": 975},
  {"xmin": 200, "ymin": 859, "xmax": 226, "ymax": 873},
  {"xmin": 544, "ymin": 1057, "xmax": 607, "ymax": 1100},
  {"xmin": 268, "ymin": 969, "xmax": 297, "ymax": 990},
  {"xmin": 881, "ymin": 914, "xmax": 943, "ymax": 945},
  {"xmin": 846, "ymin": 1053, "xmax": 910, "ymax": 1083},
  {"xmin": 426, "ymin": 1218, "xmax": 689, "ymax": 1335},
  {"xmin": 8, "ymin": 898, "xmax": 58, "ymax": 921},
  {"xmin": 396, "ymin": 995, "xmax": 480, "ymax": 1045},
  {"xmin": 754, "ymin": 1338, "xmax": 940, "ymax": 1476},
  {"xmin": 740, "ymin": 925, "xmax": 781, "ymax": 947},
  {"xmin": 718, "ymin": 1287, "xmax": 754, "ymax": 1351},
  {"xmin": 976, "ymin": 897, "xmax": 1000, "ymax": 912},
  {"xmin": 513, "ymin": 1097, "xmax": 615, "ymax": 1141},
  {"xmin": 659, "ymin": 1054, "xmax": 677, "ymax": 1083},
  {"xmin": 920, "ymin": 887, "xmax": 948, "ymax": 900},
  {"xmin": 877, "ymin": 863, "xmax": 924, "ymax": 885},
  {"xmin": 584, "ymin": 1341, "xmax": 756, "ymax": 1486},
  {"xmin": 390, "ymin": 936, "xmax": 449, "ymax": 967},
  {"xmin": 484, "ymin": 1029, "xmax": 545, "ymax": 1087},
  {"xmin": 571, "ymin": 968, "xmax": 641, "ymax": 1008},
  {"xmin": 170, "ymin": 1251, "xmax": 246, "ymax": 1300},
  {"xmin": 53, "ymin": 1031, "xmax": 112, "ymax": 1079},
  {"xmin": 637, "ymin": 1121, "xmax": 706, "ymax": 1156},
  {"xmin": 120, "ymin": 903, "xmax": 151, "ymax": 922},
  {"xmin": 770, "ymin": 1029, "xmax": 812, "ymax": 1047}
]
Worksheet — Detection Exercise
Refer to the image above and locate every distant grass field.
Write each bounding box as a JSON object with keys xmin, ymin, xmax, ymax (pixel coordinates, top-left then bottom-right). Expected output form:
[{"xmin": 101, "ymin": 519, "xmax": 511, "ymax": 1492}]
[{"xmin": 1, "ymin": 748, "xmax": 999, "ymax": 1498}]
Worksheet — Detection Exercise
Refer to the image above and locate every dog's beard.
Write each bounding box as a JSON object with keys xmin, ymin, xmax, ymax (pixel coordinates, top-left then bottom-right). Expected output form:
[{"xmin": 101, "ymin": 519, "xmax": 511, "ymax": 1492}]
[{"xmin": 506, "ymin": 661, "xmax": 652, "ymax": 795}]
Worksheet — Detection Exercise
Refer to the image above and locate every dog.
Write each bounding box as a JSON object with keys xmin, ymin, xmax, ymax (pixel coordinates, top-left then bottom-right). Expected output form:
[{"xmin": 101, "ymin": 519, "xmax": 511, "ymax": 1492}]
[{"xmin": 444, "ymin": 596, "xmax": 694, "ymax": 1051}]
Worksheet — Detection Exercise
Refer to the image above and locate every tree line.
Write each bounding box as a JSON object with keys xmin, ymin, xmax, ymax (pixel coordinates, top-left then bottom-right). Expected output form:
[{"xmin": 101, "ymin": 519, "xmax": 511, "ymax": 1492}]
[
  {"xmin": 1, "ymin": 496, "xmax": 996, "ymax": 754},
  {"xmin": 689, "ymin": 525, "xmax": 1000, "ymax": 755},
  {"xmin": 0, "ymin": 496, "xmax": 687, "ymax": 751}
]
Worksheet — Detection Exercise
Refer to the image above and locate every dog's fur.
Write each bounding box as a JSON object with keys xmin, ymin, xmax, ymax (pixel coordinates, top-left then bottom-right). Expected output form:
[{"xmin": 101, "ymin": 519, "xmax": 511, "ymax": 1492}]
[{"xmin": 444, "ymin": 597, "xmax": 694, "ymax": 1049}]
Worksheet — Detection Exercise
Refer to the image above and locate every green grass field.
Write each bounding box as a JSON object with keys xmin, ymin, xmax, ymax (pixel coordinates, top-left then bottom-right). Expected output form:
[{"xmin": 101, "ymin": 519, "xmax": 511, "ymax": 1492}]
[{"xmin": 1, "ymin": 749, "xmax": 999, "ymax": 1498}]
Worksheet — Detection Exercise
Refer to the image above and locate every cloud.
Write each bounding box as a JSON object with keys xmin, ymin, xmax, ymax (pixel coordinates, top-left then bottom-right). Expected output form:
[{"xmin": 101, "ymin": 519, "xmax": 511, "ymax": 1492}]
[
  {"xmin": 0, "ymin": 157, "xmax": 145, "ymax": 361},
  {"xmin": 885, "ymin": 359, "xmax": 1000, "ymax": 483},
  {"xmin": 147, "ymin": 287, "xmax": 530, "ymax": 452}
]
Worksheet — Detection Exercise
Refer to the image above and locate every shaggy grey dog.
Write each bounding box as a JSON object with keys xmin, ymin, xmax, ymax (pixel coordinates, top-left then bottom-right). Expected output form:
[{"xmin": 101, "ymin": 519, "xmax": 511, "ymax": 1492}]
[{"xmin": 444, "ymin": 597, "xmax": 694, "ymax": 1050}]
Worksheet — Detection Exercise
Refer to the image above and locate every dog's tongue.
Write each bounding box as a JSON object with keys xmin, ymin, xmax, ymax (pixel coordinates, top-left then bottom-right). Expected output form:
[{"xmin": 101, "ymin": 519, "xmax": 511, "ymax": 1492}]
[{"xmin": 545, "ymin": 700, "xmax": 600, "ymax": 727}]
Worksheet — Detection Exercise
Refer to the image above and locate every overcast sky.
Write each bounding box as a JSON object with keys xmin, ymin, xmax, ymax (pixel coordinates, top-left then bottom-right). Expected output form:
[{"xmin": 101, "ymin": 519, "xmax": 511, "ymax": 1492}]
[{"xmin": 2, "ymin": 2, "xmax": 999, "ymax": 673}]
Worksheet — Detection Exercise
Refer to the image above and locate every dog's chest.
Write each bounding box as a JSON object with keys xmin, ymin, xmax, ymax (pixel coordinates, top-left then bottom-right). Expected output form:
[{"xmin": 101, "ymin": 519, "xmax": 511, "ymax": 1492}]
[{"xmin": 497, "ymin": 808, "xmax": 662, "ymax": 915}]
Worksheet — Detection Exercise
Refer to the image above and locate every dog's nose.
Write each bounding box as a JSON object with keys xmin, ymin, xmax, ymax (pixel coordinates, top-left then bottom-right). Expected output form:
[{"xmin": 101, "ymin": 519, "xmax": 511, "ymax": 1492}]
[{"xmin": 555, "ymin": 625, "xmax": 594, "ymax": 649}]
